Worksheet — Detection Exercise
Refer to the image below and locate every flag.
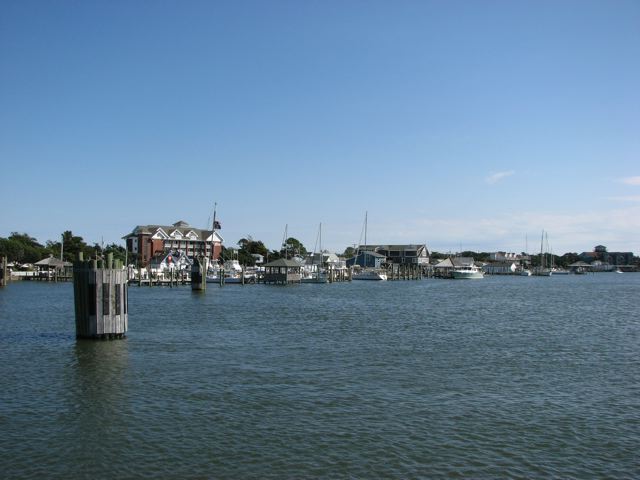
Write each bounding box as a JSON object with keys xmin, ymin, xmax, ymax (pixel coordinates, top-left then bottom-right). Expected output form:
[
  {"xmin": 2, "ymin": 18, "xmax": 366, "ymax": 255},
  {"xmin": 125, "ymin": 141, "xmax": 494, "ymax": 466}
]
[{"xmin": 214, "ymin": 220, "xmax": 221, "ymax": 229}]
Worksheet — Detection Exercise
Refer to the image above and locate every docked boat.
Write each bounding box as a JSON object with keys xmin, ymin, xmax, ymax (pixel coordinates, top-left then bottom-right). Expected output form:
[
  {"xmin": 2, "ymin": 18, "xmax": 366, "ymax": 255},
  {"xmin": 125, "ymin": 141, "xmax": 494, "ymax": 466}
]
[
  {"xmin": 451, "ymin": 265, "xmax": 484, "ymax": 279},
  {"xmin": 520, "ymin": 269, "xmax": 532, "ymax": 276},
  {"xmin": 206, "ymin": 259, "xmax": 256, "ymax": 284},
  {"xmin": 352, "ymin": 269, "xmax": 388, "ymax": 281},
  {"xmin": 301, "ymin": 265, "xmax": 329, "ymax": 283}
]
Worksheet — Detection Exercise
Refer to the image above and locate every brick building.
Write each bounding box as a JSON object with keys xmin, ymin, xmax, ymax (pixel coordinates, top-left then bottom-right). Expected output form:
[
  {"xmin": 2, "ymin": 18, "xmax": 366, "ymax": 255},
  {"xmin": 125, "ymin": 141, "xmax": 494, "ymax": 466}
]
[{"xmin": 123, "ymin": 220, "xmax": 223, "ymax": 267}]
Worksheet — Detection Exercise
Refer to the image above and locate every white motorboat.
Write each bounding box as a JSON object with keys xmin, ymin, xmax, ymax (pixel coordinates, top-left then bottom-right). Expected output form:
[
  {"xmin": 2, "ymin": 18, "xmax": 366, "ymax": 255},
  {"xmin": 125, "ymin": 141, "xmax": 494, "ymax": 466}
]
[
  {"xmin": 352, "ymin": 269, "xmax": 387, "ymax": 281},
  {"xmin": 520, "ymin": 269, "xmax": 532, "ymax": 276},
  {"xmin": 452, "ymin": 265, "xmax": 484, "ymax": 279}
]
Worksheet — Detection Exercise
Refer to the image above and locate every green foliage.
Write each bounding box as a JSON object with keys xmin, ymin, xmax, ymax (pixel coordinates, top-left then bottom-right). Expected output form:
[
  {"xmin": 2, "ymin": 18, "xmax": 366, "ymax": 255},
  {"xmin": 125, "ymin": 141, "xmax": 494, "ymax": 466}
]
[
  {"xmin": 0, "ymin": 232, "xmax": 47, "ymax": 263},
  {"xmin": 342, "ymin": 246, "xmax": 356, "ymax": 258},
  {"xmin": 0, "ymin": 230, "xmax": 128, "ymax": 264},
  {"xmin": 282, "ymin": 237, "xmax": 307, "ymax": 257}
]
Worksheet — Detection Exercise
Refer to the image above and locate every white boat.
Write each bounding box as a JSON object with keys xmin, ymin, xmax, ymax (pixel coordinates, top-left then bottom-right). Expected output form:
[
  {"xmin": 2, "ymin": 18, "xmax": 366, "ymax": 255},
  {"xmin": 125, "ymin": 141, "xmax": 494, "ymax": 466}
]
[
  {"xmin": 520, "ymin": 269, "xmax": 532, "ymax": 276},
  {"xmin": 452, "ymin": 265, "xmax": 484, "ymax": 279},
  {"xmin": 301, "ymin": 265, "xmax": 329, "ymax": 283},
  {"xmin": 551, "ymin": 268, "xmax": 569, "ymax": 275},
  {"xmin": 206, "ymin": 259, "xmax": 256, "ymax": 284},
  {"xmin": 302, "ymin": 223, "xmax": 330, "ymax": 283},
  {"xmin": 352, "ymin": 269, "xmax": 388, "ymax": 281},
  {"xmin": 350, "ymin": 212, "xmax": 388, "ymax": 281}
]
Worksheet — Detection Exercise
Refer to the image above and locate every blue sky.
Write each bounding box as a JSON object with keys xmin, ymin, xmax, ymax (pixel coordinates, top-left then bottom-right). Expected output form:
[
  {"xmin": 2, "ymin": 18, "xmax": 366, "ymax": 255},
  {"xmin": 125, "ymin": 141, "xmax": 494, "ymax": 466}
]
[{"xmin": 1, "ymin": 0, "xmax": 639, "ymax": 255}]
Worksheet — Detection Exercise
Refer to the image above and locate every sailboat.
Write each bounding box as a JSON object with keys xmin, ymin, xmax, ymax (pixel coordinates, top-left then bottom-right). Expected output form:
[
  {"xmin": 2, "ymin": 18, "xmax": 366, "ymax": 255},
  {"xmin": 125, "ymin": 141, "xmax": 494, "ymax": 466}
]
[
  {"xmin": 534, "ymin": 230, "xmax": 552, "ymax": 276},
  {"xmin": 302, "ymin": 223, "xmax": 329, "ymax": 283},
  {"xmin": 520, "ymin": 234, "xmax": 532, "ymax": 276},
  {"xmin": 352, "ymin": 212, "xmax": 387, "ymax": 281}
]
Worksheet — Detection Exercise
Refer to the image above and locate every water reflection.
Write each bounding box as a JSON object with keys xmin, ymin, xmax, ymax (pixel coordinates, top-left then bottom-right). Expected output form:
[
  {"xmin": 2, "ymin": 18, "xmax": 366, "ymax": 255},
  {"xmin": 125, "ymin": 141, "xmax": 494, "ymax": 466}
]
[{"xmin": 64, "ymin": 340, "xmax": 132, "ymax": 477}]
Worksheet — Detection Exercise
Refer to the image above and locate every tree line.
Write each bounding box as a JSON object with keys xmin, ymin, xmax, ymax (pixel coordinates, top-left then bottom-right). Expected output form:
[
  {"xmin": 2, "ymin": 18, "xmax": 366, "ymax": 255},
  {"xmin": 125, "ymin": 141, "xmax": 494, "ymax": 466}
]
[
  {"xmin": 2, "ymin": 231, "xmax": 631, "ymax": 269},
  {"xmin": 0, "ymin": 232, "xmax": 126, "ymax": 265}
]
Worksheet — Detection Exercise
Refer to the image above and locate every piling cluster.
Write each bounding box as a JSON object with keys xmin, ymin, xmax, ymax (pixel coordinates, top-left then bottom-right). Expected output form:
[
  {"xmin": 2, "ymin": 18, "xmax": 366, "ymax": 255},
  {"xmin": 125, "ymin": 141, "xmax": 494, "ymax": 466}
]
[{"xmin": 73, "ymin": 252, "xmax": 128, "ymax": 340}]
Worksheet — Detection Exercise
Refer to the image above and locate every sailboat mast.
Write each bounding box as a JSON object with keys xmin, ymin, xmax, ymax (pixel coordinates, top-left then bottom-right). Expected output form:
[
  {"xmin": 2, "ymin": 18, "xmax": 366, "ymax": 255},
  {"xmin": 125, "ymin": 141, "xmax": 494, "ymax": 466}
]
[
  {"xmin": 211, "ymin": 202, "xmax": 217, "ymax": 263},
  {"xmin": 540, "ymin": 230, "xmax": 545, "ymax": 269},
  {"xmin": 364, "ymin": 211, "xmax": 368, "ymax": 247},
  {"xmin": 282, "ymin": 224, "xmax": 288, "ymax": 259}
]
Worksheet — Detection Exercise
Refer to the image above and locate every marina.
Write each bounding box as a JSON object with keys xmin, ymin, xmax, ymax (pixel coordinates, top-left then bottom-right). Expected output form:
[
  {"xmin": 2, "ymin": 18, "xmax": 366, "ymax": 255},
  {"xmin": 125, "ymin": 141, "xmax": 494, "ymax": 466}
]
[{"xmin": 1, "ymin": 274, "xmax": 638, "ymax": 478}]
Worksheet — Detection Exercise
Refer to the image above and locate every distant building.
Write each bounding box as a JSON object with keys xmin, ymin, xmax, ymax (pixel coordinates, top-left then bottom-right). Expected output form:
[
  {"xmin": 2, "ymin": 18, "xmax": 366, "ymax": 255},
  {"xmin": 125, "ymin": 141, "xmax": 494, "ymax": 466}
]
[
  {"xmin": 488, "ymin": 252, "xmax": 520, "ymax": 262},
  {"xmin": 123, "ymin": 220, "xmax": 223, "ymax": 266},
  {"xmin": 306, "ymin": 251, "xmax": 341, "ymax": 266},
  {"xmin": 579, "ymin": 245, "xmax": 633, "ymax": 266}
]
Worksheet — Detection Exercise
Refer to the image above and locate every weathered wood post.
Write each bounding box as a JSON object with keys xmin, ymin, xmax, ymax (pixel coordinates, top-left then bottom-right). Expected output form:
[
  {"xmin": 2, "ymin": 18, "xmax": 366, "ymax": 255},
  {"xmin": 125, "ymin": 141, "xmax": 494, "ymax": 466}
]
[
  {"xmin": 0, "ymin": 255, "xmax": 8, "ymax": 287},
  {"xmin": 191, "ymin": 256, "xmax": 207, "ymax": 291},
  {"xmin": 73, "ymin": 252, "xmax": 128, "ymax": 340}
]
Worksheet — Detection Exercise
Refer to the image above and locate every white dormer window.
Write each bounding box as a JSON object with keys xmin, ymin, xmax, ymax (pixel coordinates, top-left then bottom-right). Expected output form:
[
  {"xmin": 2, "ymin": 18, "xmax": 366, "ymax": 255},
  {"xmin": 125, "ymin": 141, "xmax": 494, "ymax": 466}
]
[
  {"xmin": 186, "ymin": 230, "xmax": 199, "ymax": 240},
  {"xmin": 170, "ymin": 230, "xmax": 184, "ymax": 239},
  {"xmin": 152, "ymin": 228, "xmax": 170, "ymax": 240}
]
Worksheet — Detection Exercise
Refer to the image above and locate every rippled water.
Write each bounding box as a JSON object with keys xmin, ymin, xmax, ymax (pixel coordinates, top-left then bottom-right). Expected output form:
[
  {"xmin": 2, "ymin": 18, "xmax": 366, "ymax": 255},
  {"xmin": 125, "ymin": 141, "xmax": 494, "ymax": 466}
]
[{"xmin": 1, "ymin": 275, "xmax": 639, "ymax": 479}]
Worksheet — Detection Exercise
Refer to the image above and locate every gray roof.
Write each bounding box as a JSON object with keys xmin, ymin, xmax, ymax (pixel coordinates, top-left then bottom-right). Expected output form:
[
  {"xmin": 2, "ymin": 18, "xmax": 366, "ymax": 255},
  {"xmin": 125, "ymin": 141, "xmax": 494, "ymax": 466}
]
[
  {"xmin": 356, "ymin": 250, "xmax": 386, "ymax": 258},
  {"xmin": 123, "ymin": 221, "xmax": 216, "ymax": 241},
  {"xmin": 263, "ymin": 258, "xmax": 303, "ymax": 268},
  {"xmin": 35, "ymin": 256, "xmax": 72, "ymax": 267}
]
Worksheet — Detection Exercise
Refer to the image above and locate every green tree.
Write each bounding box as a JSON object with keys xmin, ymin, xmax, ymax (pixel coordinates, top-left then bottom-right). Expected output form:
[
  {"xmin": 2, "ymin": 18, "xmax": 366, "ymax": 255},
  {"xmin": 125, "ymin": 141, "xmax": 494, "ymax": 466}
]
[
  {"xmin": 0, "ymin": 232, "xmax": 47, "ymax": 263},
  {"xmin": 282, "ymin": 237, "xmax": 307, "ymax": 257},
  {"xmin": 235, "ymin": 236, "xmax": 269, "ymax": 266},
  {"xmin": 342, "ymin": 246, "xmax": 356, "ymax": 258}
]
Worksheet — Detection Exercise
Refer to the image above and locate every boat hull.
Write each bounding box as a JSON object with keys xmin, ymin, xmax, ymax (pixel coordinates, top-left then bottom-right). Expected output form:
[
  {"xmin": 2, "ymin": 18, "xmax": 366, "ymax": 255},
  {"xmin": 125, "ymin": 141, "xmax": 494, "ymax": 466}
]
[
  {"xmin": 452, "ymin": 270, "xmax": 484, "ymax": 279},
  {"xmin": 352, "ymin": 270, "xmax": 387, "ymax": 281}
]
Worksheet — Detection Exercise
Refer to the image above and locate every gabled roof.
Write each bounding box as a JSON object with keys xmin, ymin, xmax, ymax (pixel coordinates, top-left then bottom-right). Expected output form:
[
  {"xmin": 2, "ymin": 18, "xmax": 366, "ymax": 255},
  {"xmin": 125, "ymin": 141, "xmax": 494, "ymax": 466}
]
[
  {"xmin": 434, "ymin": 257, "xmax": 475, "ymax": 268},
  {"xmin": 123, "ymin": 221, "xmax": 221, "ymax": 242},
  {"xmin": 35, "ymin": 256, "xmax": 72, "ymax": 267}
]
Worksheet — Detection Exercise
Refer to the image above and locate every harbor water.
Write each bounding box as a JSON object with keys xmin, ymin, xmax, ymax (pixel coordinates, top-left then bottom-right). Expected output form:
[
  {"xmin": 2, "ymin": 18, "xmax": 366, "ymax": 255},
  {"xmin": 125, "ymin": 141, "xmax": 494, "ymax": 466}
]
[{"xmin": 1, "ymin": 274, "xmax": 639, "ymax": 478}]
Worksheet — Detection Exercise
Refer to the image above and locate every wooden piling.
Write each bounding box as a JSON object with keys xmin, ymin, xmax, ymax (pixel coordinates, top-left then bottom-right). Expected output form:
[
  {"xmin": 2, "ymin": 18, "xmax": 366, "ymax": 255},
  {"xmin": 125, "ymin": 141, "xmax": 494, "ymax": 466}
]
[
  {"xmin": 0, "ymin": 256, "xmax": 7, "ymax": 287},
  {"xmin": 73, "ymin": 252, "xmax": 128, "ymax": 340},
  {"xmin": 191, "ymin": 256, "xmax": 207, "ymax": 291}
]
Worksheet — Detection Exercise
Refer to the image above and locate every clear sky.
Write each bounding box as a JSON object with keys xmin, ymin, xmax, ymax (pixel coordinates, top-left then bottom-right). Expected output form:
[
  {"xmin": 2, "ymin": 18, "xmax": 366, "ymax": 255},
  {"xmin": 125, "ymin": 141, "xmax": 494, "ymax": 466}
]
[{"xmin": 1, "ymin": 0, "xmax": 639, "ymax": 255}]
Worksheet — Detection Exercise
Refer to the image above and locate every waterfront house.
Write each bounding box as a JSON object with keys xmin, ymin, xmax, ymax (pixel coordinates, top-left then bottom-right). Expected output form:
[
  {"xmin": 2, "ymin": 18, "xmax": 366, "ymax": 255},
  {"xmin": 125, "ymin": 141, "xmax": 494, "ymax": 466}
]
[
  {"xmin": 357, "ymin": 244, "xmax": 429, "ymax": 265},
  {"xmin": 346, "ymin": 250, "xmax": 386, "ymax": 269},
  {"xmin": 123, "ymin": 220, "xmax": 223, "ymax": 267},
  {"xmin": 306, "ymin": 251, "xmax": 341, "ymax": 267}
]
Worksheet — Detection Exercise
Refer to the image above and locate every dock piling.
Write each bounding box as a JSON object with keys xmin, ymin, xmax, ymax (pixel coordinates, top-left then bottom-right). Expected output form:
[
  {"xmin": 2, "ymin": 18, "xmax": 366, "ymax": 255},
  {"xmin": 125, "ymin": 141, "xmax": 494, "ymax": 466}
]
[
  {"xmin": 0, "ymin": 256, "xmax": 7, "ymax": 287},
  {"xmin": 191, "ymin": 256, "xmax": 207, "ymax": 291},
  {"xmin": 73, "ymin": 252, "xmax": 128, "ymax": 340}
]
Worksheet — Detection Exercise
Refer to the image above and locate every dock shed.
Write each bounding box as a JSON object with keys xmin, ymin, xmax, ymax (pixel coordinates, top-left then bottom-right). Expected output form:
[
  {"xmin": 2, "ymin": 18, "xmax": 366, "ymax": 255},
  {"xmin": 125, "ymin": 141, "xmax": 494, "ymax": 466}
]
[{"xmin": 262, "ymin": 258, "xmax": 302, "ymax": 284}]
